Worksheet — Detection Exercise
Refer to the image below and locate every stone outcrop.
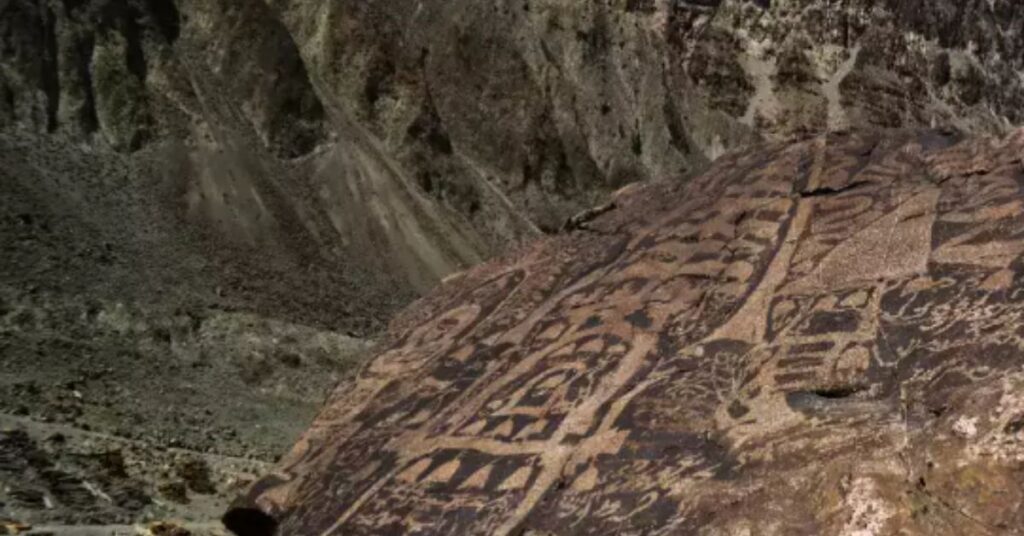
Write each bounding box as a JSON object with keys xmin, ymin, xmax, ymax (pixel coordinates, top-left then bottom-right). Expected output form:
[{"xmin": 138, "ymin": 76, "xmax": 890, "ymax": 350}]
[{"xmin": 230, "ymin": 128, "xmax": 1024, "ymax": 535}]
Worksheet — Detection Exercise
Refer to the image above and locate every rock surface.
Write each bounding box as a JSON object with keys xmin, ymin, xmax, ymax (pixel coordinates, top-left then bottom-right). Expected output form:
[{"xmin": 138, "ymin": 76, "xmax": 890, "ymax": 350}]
[
  {"xmin": 270, "ymin": 0, "xmax": 1024, "ymax": 234},
  {"xmin": 233, "ymin": 128, "xmax": 1024, "ymax": 535},
  {"xmin": 3, "ymin": 1, "xmax": 1023, "ymax": 260},
  {"xmin": 2, "ymin": 0, "xmax": 1024, "ymax": 532}
]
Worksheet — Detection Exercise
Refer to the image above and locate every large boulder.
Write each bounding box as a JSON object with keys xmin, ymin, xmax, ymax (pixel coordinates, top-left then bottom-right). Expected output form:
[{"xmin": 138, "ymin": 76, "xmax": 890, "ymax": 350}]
[{"xmin": 229, "ymin": 128, "xmax": 1024, "ymax": 535}]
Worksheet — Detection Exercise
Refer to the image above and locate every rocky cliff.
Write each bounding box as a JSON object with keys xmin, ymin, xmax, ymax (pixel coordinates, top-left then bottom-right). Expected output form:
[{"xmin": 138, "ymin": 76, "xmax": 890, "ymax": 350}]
[
  {"xmin": 3, "ymin": 1, "xmax": 1023, "ymax": 273},
  {"xmin": 269, "ymin": 0, "xmax": 1024, "ymax": 234},
  {"xmin": 231, "ymin": 128, "xmax": 1024, "ymax": 536}
]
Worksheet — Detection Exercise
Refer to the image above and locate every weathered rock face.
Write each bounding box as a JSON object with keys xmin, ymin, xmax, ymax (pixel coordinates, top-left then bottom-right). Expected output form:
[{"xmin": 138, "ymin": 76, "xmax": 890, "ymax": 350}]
[
  {"xmin": 231, "ymin": 129, "xmax": 1024, "ymax": 535},
  {"xmin": 1, "ymin": 0, "xmax": 491, "ymax": 311},
  {"xmin": 270, "ymin": 0, "xmax": 1024, "ymax": 235},
  {"xmin": 3, "ymin": 1, "xmax": 1023, "ymax": 267}
]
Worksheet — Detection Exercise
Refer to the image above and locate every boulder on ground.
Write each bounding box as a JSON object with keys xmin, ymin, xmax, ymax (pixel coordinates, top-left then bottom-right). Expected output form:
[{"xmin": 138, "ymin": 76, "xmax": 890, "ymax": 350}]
[{"xmin": 228, "ymin": 129, "xmax": 1024, "ymax": 535}]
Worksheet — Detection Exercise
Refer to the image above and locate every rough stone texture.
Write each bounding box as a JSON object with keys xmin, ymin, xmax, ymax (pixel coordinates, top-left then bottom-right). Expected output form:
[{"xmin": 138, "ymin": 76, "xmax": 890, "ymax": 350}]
[
  {"xmin": 3, "ymin": 1, "xmax": 1023, "ymax": 260},
  {"xmin": 268, "ymin": 0, "xmax": 1024, "ymax": 236},
  {"xmin": 232, "ymin": 128, "xmax": 1024, "ymax": 535},
  {"xmin": 1, "ymin": 0, "xmax": 491, "ymax": 302}
]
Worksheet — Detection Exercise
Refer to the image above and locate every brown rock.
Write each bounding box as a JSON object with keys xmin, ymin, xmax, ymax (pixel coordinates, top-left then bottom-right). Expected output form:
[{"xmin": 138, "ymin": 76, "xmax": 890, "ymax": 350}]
[{"xmin": 230, "ymin": 128, "xmax": 1024, "ymax": 535}]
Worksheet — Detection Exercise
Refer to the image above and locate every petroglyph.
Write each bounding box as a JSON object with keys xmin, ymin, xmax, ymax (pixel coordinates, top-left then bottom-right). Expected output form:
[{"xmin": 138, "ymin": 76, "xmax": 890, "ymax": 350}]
[{"xmin": 229, "ymin": 129, "xmax": 1024, "ymax": 535}]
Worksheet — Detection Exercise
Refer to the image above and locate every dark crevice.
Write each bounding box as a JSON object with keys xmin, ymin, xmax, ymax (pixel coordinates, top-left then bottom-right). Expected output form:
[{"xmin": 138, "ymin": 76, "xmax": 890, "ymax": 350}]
[
  {"xmin": 1, "ymin": 83, "xmax": 14, "ymax": 118},
  {"xmin": 561, "ymin": 202, "xmax": 617, "ymax": 233},
  {"xmin": 41, "ymin": 6, "xmax": 60, "ymax": 132},
  {"xmin": 1005, "ymin": 415, "xmax": 1024, "ymax": 435},
  {"xmin": 786, "ymin": 385, "xmax": 869, "ymax": 410},
  {"xmin": 537, "ymin": 221, "xmax": 560, "ymax": 235},
  {"xmin": 859, "ymin": 139, "xmax": 880, "ymax": 157},
  {"xmin": 899, "ymin": 211, "xmax": 931, "ymax": 223},
  {"xmin": 406, "ymin": 90, "xmax": 453, "ymax": 156},
  {"xmin": 223, "ymin": 507, "xmax": 278, "ymax": 536},
  {"xmin": 363, "ymin": 55, "xmax": 395, "ymax": 113},
  {"xmin": 809, "ymin": 385, "xmax": 866, "ymax": 399},
  {"xmin": 799, "ymin": 180, "xmax": 870, "ymax": 198},
  {"xmin": 76, "ymin": 33, "xmax": 99, "ymax": 133},
  {"xmin": 663, "ymin": 94, "xmax": 694, "ymax": 160},
  {"xmin": 144, "ymin": 0, "xmax": 180, "ymax": 44},
  {"xmin": 60, "ymin": 0, "xmax": 90, "ymax": 12},
  {"xmin": 122, "ymin": 9, "xmax": 146, "ymax": 81},
  {"xmin": 256, "ymin": 1, "xmax": 326, "ymax": 159},
  {"xmin": 98, "ymin": 0, "xmax": 147, "ymax": 81}
]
